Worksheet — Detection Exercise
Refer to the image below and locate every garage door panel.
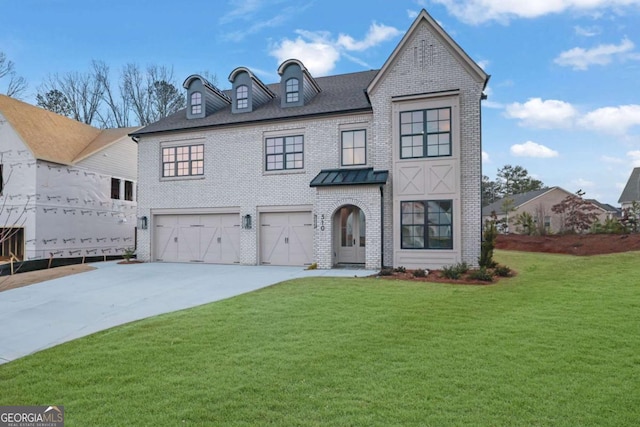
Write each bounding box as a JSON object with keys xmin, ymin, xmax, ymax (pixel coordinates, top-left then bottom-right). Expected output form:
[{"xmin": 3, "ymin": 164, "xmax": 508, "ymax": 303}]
[
  {"xmin": 260, "ymin": 211, "xmax": 313, "ymax": 266},
  {"xmin": 289, "ymin": 224, "xmax": 313, "ymax": 265}
]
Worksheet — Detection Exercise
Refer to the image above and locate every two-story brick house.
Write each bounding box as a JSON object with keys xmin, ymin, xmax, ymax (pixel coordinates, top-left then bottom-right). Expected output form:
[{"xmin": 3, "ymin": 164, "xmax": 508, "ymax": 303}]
[{"xmin": 133, "ymin": 9, "xmax": 488, "ymax": 270}]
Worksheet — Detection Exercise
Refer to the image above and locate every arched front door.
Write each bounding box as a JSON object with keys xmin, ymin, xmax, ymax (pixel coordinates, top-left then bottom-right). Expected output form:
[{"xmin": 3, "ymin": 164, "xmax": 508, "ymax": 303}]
[{"xmin": 335, "ymin": 205, "xmax": 365, "ymax": 264}]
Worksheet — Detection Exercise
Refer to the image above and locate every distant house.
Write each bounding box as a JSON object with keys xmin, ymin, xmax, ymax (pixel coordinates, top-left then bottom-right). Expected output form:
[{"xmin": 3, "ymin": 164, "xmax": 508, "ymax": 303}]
[
  {"xmin": 0, "ymin": 94, "xmax": 138, "ymax": 261},
  {"xmin": 482, "ymin": 187, "xmax": 616, "ymax": 234},
  {"xmin": 132, "ymin": 9, "xmax": 489, "ymax": 270},
  {"xmin": 619, "ymin": 168, "xmax": 640, "ymax": 210}
]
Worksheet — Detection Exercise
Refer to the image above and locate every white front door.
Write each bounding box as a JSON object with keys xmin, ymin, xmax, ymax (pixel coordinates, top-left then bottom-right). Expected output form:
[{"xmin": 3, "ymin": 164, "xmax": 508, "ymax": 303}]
[{"xmin": 336, "ymin": 206, "xmax": 365, "ymax": 264}]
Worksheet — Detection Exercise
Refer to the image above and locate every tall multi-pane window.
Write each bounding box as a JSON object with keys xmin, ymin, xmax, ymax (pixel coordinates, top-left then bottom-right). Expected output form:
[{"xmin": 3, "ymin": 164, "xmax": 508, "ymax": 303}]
[
  {"xmin": 285, "ymin": 78, "xmax": 299, "ymax": 103},
  {"xmin": 341, "ymin": 130, "xmax": 366, "ymax": 166},
  {"xmin": 400, "ymin": 107, "xmax": 451, "ymax": 158},
  {"xmin": 124, "ymin": 180, "xmax": 134, "ymax": 201},
  {"xmin": 190, "ymin": 92, "xmax": 202, "ymax": 115},
  {"xmin": 162, "ymin": 145, "xmax": 204, "ymax": 177},
  {"xmin": 111, "ymin": 178, "xmax": 121, "ymax": 200},
  {"xmin": 401, "ymin": 200, "xmax": 452, "ymax": 249},
  {"xmin": 236, "ymin": 85, "xmax": 248, "ymax": 109},
  {"xmin": 265, "ymin": 136, "xmax": 304, "ymax": 171}
]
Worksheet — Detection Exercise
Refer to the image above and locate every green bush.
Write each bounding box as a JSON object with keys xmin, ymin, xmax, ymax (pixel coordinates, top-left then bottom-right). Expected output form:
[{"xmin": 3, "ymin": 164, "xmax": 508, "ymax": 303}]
[
  {"xmin": 394, "ymin": 266, "xmax": 406, "ymax": 273},
  {"xmin": 412, "ymin": 268, "xmax": 427, "ymax": 278},
  {"xmin": 441, "ymin": 262, "xmax": 469, "ymax": 280},
  {"xmin": 468, "ymin": 267, "xmax": 494, "ymax": 282},
  {"xmin": 379, "ymin": 268, "xmax": 394, "ymax": 276},
  {"xmin": 493, "ymin": 265, "xmax": 512, "ymax": 277}
]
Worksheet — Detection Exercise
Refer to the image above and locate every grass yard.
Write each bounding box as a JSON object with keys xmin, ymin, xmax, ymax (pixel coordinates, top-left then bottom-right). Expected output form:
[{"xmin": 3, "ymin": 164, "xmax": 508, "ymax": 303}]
[{"xmin": 1, "ymin": 250, "xmax": 639, "ymax": 426}]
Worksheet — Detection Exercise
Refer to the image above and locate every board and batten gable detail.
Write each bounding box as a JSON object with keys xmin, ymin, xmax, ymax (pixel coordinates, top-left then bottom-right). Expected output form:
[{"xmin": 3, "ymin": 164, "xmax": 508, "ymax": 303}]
[{"xmin": 368, "ymin": 9, "xmax": 487, "ymax": 269}]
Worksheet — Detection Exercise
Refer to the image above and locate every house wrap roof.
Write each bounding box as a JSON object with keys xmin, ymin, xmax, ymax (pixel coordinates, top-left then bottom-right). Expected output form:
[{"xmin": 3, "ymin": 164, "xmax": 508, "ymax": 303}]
[
  {"xmin": 131, "ymin": 70, "xmax": 378, "ymax": 136},
  {"xmin": 0, "ymin": 94, "xmax": 137, "ymax": 165}
]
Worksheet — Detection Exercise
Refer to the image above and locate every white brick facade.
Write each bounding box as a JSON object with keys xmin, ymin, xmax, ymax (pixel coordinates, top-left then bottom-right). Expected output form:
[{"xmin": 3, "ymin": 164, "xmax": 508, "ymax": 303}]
[{"xmin": 136, "ymin": 10, "xmax": 487, "ymax": 270}]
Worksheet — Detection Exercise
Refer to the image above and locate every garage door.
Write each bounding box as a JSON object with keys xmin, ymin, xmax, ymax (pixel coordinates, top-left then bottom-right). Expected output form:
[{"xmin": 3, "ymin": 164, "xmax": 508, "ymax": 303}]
[
  {"xmin": 260, "ymin": 211, "xmax": 313, "ymax": 266},
  {"xmin": 154, "ymin": 214, "xmax": 240, "ymax": 264}
]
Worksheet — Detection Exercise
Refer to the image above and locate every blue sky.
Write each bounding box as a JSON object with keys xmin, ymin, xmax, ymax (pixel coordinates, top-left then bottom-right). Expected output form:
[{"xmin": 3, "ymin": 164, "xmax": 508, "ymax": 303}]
[{"xmin": 1, "ymin": 0, "xmax": 640, "ymax": 205}]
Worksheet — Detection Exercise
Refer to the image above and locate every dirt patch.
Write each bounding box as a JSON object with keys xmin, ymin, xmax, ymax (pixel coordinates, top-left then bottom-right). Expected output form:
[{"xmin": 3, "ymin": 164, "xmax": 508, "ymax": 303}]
[
  {"xmin": 496, "ymin": 233, "xmax": 640, "ymax": 256},
  {"xmin": 0, "ymin": 264, "xmax": 96, "ymax": 293}
]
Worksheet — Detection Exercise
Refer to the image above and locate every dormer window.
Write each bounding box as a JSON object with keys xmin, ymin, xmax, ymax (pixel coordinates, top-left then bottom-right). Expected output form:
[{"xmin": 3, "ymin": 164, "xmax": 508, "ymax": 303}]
[
  {"xmin": 190, "ymin": 92, "xmax": 202, "ymax": 115},
  {"xmin": 237, "ymin": 85, "xmax": 248, "ymax": 109},
  {"xmin": 286, "ymin": 78, "xmax": 299, "ymax": 103}
]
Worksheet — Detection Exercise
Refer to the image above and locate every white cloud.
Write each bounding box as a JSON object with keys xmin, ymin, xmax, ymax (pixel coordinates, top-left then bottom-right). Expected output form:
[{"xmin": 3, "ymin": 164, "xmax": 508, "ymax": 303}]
[
  {"xmin": 628, "ymin": 150, "xmax": 640, "ymax": 167},
  {"xmin": 554, "ymin": 38, "xmax": 637, "ymax": 70},
  {"xmin": 482, "ymin": 151, "xmax": 490, "ymax": 163},
  {"xmin": 431, "ymin": 0, "xmax": 640, "ymax": 24},
  {"xmin": 505, "ymin": 98, "xmax": 577, "ymax": 129},
  {"xmin": 510, "ymin": 141, "xmax": 559, "ymax": 158},
  {"xmin": 219, "ymin": 0, "xmax": 264, "ymax": 24},
  {"xmin": 270, "ymin": 22, "xmax": 400, "ymax": 75},
  {"xmin": 601, "ymin": 155, "xmax": 626, "ymax": 164},
  {"xmin": 337, "ymin": 22, "xmax": 402, "ymax": 52},
  {"xmin": 477, "ymin": 59, "xmax": 490, "ymax": 70},
  {"xmin": 407, "ymin": 9, "xmax": 419, "ymax": 19},
  {"xmin": 571, "ymin": 178, "xmax": 595, "ymax": 188},
  {"xmin": 579, "ymin": 105, "xmax": 640, "ymax": 134},
  {"xmin": 270, "ymin": 31, "xmax": 340, "ymax": 75},
  {"xmin": 574, "ymin": 25, "xmax": 601, "ymax": 37}
]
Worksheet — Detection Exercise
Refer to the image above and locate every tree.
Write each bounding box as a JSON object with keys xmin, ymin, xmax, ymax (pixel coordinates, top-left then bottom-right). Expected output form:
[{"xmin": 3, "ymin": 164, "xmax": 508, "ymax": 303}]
[
  {"xmin": 479, "ymin": 214, "xmax": 498, "ymax": 268},
  {"xmin": 482, "ymin": 175, "xmax": 499, "ymax": 206},
  {"xmin": 551, "ymin": 190, "xmax": 599, "ymax": 234},
  {"xmin": 36, "ymin": 89, "xmax": 72, "ymax": 117},
  {"xmin": 0, "ymin": 52, "xmax": 27, "ymax": 99},
  {"xmin": 496, "ymin": 164, "xmax": 544, "ymax": 197},
  {"xmin": 514, "ymin": 211, "xmax": 535, "ymax": 235}
]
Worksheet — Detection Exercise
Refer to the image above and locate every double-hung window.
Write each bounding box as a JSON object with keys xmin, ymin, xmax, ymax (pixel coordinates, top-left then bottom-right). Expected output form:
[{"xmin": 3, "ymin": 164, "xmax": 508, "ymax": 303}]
[
  {"xmin": 111, "ymin": 178, "xmax": 121, "ymax": 200},
  {"xmin": 162, "ymin": 145, "xmax": 204, "ymax": 177},
  {"xmin": 237, "ymin": 85, "xmax": 248, "ymax": 109},
  {"xmin": 400, "ymin": 107, "xmax": 451, "ymax": 158},
  {"xmin": 191, "ymin": 92, "xmax": 202, "ymax": 115},
  {"xmin": 401, "ymin": 200, "xmax": 453, "ymax": 249},
  {"xmin": 341, "ymin": 130, "xmax": 366, "ymax": 166},
  {"xmin": 285, "ymin": 78, "xmax": 299, "ymax": 103},
  {"xmin": 265, "ymin": 136, "xmax": 303, "ymax": 171}
]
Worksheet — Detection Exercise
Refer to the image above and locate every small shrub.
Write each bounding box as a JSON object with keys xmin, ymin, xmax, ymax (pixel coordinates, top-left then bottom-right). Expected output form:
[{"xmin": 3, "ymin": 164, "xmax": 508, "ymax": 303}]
[
  {"xmin": 493, "ymin": 265, "xmax": 512, "ymax": 277},
  {"xmin": 394, "ymin": 266, "xmax": 406, "ymax": 273},
  {"xmin": 122, "ymin": 247, "xmax": 135, "ymax": 262},
  {"xmin": 379, "ymin": 268, "xmax": 394, "ymax": 276},
  {"xmin": 468, "ymin": 267, "xmax": 494, "ymax": 282},
  {"xmin": 412, "ymin": 268, "xmax": 427, "ymax": 278},
  {"xmin": 305, "ymin": 262, "xmax": 318, "ymax": 270},
  {"xmin": 441, "ymin": 262, "xmax": 469, "ymax": 280}
]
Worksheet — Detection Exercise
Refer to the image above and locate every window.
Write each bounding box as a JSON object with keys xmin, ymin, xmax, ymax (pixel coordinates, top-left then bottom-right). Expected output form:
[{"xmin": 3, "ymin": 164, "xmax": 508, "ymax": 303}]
[
  {"xmin": 341, "ymin": 130, "xmax": 366, "ymax": 166},
  {"xmin": 191, "ymin": 92, "xmax": 202, "ymax": 115},
  {"xmin": 0, "ymin": 164, "xmax": 3, "ymax": 195},
  {"xmin": 124, "ymin": 180, "xmax": 134, "ymax": 201},
  {"xmin": 265, "ymin": 136, "xmax": 303, "ymax": 171},
  {"xmin": 401, "ymin": 200, "xmax": 452, "ymax": 249},
  {"xmin": 285, "ymin": 78, "xmax": 299, "ymax": 103},
  {"xmin": 162, "ymin": 145, "xmax": 204, "ymax": 177},
  {"xmin": 111, "ymin": 178, "xmax": 121, "ymax": 200},
  {"xmin": 400, "ymin": 107, "xmax": 451, "ymax": 159},
  {"xmin": 236, "ymin": 85, "xmax": 248, "ymax": 109}
]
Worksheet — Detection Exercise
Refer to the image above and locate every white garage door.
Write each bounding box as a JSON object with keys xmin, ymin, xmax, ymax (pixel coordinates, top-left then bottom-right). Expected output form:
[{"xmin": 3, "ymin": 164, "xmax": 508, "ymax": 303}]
[
  {"xmin": 154, "ymin": 214, "xmax": 240, "ymax": 264},
  {"xmin": 260, "ymin": 211, "xmax": 313, "ymax": 266}
]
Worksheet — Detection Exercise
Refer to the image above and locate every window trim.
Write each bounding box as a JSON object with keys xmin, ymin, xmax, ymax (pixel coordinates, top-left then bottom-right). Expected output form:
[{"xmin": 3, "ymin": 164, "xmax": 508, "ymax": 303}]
[
  {"xmin": 400, "ymin": 107, "xmax": 452, "ymax": 159},
  {"xmin": 341, "ymin": 129, "xmax": 367, "ymax": 166},
  {"xmin": 400, "ymin": 200, "xmax": 453, "ymax": 250},
  {"xmin": 161, "ymin": 144, "xmax": 205, "ymax": 178},
  {"xmin": 190, "ymin": 91, "xmax": 202, "ymax": 115},
  {"xmin": 236, "ymin": 85, "xmax": 248, "ymax": 109},
  {"xmin": 265, "ymin": 135, "xmax": 304, "ymax": 172}
]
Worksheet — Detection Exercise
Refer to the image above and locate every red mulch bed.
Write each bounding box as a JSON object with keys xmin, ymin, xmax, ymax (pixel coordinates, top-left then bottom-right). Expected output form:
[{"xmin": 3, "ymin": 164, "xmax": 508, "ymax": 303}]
[
  {"xmin": 379, "ymin": 270, "xmax": 501, "ymax": 285},
  {"xmin": 496, "ymin": 233, "xmax": 640, "ymax": 256}
]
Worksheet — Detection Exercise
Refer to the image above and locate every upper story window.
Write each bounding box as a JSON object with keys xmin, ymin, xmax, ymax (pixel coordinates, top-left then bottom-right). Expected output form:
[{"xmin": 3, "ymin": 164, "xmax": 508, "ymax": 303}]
[
  {"xmin": 401, "ymin": 200, "xmax": 453, "ymax": 249},
  {"xmin": 400, "ymin": 107, "xmax": 451, "ymax": 159},
  {"xmin": 285, "ymin": 78, "xmax": 299, "ymax": 103},
  {"xmin": 341, "ymin": 130, "xmax": 366, "ymax": 166},
  {"xmin": 190, "ymin": 92, "xmax": 202, "ymax": 115},
  {"xmin": 124, "ymin": 180, "xmax": 134, "ymax": 201},
  {"xmin": 162, "ymin": 145, "xmax": 204, "ymax": 177},
  {"xmin": 111, "ymin": 178, "xmax": 121, "ymax": 200},
  {"xmin": 236, "ymin": 85, "xmax": 248, "ymax": 109},
  {"xmin": 265, "ymin": 136, "xmax": 304, "ymax": 171}
]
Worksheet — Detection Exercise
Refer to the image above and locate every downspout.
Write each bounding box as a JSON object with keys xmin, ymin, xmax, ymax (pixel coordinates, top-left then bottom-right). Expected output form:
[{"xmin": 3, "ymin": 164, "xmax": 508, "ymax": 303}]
[{"xmin": 380, "ymin": 185, "xmax": 384, "ymax": 269}]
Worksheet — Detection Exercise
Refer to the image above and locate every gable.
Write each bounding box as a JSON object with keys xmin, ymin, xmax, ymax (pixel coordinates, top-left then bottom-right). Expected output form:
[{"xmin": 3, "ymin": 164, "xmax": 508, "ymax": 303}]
[{"xmin": 368, "ymin": 9, "xmax": 488, "ymax": 96}]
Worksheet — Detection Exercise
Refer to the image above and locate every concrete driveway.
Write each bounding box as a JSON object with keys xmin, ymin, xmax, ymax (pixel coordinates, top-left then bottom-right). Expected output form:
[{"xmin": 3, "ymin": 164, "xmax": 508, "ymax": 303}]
[{"xmin": 0, "ymin": 262, "xmax": 374, "ymax": 365}]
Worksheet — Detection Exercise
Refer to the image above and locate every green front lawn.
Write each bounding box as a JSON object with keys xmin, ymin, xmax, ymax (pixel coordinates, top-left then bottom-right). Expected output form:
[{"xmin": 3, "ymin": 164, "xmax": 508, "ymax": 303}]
[{"xmin": 1, "ymin": 250, "xmax": 639, "ymax": 426}]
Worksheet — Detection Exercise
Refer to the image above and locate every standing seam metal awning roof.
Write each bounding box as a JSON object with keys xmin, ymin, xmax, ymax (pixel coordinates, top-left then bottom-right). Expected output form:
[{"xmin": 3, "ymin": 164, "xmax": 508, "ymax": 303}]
[{"xmin": 310, "ymin": 168, "xmax": 389, "ymax": 187}]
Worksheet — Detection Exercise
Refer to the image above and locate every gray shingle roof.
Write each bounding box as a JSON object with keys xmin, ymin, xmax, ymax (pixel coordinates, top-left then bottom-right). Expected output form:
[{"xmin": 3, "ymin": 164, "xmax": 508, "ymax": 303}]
[
  {"xmin": 618, "ymin": 167, "xmax": 640, "ymax": 203},
  {"xmin": 482, "ymin": 187, "xmax": 555, "ymax": 216},
  {"xmin": 132, "ymin": 70, "xmax": 378, "ymax": 136}
]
